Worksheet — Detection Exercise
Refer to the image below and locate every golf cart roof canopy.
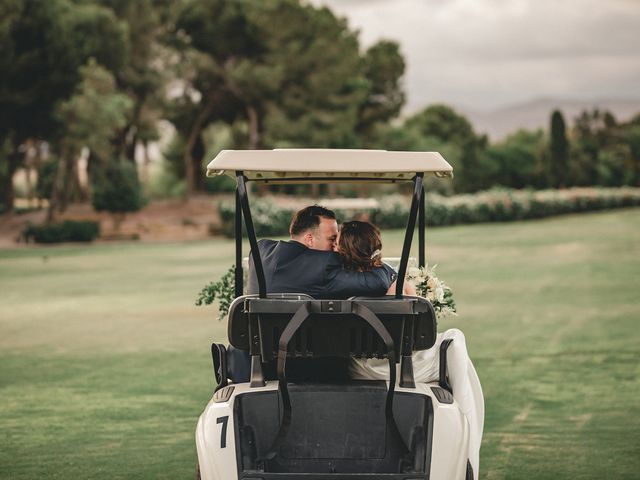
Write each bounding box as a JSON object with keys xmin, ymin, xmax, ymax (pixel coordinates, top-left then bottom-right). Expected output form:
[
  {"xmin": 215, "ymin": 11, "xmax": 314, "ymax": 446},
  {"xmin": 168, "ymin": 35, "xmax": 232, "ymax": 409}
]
[{"xmin": 206, "ymin": 149, "xmax": 453, "ymax": 182}]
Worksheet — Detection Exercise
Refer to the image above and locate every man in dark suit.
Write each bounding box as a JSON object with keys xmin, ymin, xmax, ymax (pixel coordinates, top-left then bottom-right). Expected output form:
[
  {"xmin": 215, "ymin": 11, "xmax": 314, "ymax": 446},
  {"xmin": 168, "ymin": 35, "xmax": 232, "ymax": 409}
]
[{"xmin": 228, "ymin": 205, "xmax": 396, "ymax": 381}]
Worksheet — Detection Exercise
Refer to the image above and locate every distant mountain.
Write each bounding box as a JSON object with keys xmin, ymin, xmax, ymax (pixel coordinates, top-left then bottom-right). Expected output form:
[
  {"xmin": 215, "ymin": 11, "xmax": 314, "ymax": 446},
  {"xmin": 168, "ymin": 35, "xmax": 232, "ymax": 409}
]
[{"xmin": 457, "ymin": 98, "xmax": 640, "ymax": 140}]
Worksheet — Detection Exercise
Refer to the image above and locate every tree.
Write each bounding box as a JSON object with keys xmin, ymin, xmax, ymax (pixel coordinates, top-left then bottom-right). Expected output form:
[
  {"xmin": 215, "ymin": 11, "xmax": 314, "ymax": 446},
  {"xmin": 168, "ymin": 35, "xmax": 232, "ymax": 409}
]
[
  {"xmin": 356, "ymin": 40, "xmax": 406, "ymax": 143},
  {"xmin": 0, "ymin": 0, "xmax": 127, "ymax": 213},
  {"xmin": 549, "ymin": 110, "xmax": 569, "ymax": 187},
  {"xmin": 170, "ymin": 0, "xmax": 380, "ymax": 194},
  {"xmin": 167, "ymin": 0, "xmax": 257, "ymax": 193},
  {"xmin": 255, "ymin": 1, "xmax": 369, "ymax": 148},
  {"xmin": 36, "ymin": 160, "xmax": 57, "ymax": 202},
  {"xmin": 48, "ymin": 60, "xmax": 133, "ymax": 220},
  {"xmin": 98, "ymin": 0, "xmax": 164, "ymax": 162},
  {"xmin": 92, "ymin": 159, "xmax": 145, "ymax": 230},
  {"xmin": 596, "ymin": 144, "xmax": 632, "ymax": 186},
  {"xmin": 570, "ymin": 109, "xmax": 622, "ymax": 186},
  {"xmin": 483, "ymin": 129, "xmax": 547, "ymax": 189},
  {"xmin": 622, "ymin": 115, "xmax": 640, "ymax": 186},
  {"xmin": 405, "ymin": 105, "xmax": 488, "ymax": 192}
]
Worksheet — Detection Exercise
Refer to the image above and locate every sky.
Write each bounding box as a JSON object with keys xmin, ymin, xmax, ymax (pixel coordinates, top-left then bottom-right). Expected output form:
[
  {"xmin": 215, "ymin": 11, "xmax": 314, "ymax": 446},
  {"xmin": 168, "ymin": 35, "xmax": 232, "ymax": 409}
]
[{"xmin": 313, "ymin": 0, "xmax": 640, "ymax": 112}]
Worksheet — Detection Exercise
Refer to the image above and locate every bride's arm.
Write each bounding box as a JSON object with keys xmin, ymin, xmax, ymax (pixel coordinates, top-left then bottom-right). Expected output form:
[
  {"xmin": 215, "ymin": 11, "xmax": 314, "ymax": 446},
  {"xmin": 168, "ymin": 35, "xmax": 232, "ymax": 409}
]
[{"xmin": 387, "ymin": 280, "xmax": 417, "ymax": 296}]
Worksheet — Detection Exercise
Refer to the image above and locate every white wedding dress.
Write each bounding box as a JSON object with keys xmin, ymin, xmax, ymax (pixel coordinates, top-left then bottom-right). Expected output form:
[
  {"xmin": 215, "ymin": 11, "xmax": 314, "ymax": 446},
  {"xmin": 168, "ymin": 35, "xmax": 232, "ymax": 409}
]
[{"xmin": 350, "ymin": 328, "xmax": 484, "ymax": 480}]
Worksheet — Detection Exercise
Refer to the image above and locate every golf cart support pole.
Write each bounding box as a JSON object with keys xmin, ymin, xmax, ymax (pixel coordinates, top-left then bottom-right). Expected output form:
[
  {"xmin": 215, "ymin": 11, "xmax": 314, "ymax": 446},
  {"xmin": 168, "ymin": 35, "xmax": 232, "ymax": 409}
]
[
  {"xmin": 236, "ymin": 171, "xmax": 267, "ymax": 298},
  {"xmin": 419, "ymin": 184, "xmax": 426, "ymax": 268},
  {"xmin": 234, "ymin": 188, "xmax": 243, "ymax": 297},
  {"xmin": 396, "ymin": 172, "xmax": 424, "ymax": 298},
  {"xmin": 236, "ymin": 172, "xmax": 267, "ymax": 387}
]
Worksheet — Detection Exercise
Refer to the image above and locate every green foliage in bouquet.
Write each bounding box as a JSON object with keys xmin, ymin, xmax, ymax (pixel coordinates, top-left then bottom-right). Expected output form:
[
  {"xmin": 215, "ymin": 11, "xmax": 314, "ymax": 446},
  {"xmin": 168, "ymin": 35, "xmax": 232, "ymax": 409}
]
[{"xmin": 195, "ymin": 266, "xmax": 236, "ymax": 321}]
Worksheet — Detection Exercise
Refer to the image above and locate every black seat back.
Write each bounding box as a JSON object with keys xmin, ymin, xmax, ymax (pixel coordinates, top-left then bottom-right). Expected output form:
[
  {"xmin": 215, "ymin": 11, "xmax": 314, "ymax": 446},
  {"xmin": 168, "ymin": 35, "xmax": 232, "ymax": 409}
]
[
  {"xmin": 228, "ymin": 295, "xmax": 437, "ymax": 362},
  {"xmin": 228, "ymin": 296, "xmax": 438, "ymax": 475}
]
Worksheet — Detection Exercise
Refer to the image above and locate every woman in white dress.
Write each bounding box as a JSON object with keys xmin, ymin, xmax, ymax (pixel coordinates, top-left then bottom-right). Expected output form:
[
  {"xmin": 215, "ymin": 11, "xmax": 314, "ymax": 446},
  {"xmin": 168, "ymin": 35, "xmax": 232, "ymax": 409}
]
[{"xmin": 336, "ymin": 221, "xmax": 484, "ymax": 479}]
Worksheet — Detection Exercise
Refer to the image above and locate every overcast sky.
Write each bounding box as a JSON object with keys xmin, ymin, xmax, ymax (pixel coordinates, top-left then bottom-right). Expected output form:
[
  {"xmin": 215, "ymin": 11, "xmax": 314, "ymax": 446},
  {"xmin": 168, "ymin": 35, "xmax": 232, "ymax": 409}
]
[{"xmin": 314, "ymin": 0, "xmax": 640, "ymax": 112}]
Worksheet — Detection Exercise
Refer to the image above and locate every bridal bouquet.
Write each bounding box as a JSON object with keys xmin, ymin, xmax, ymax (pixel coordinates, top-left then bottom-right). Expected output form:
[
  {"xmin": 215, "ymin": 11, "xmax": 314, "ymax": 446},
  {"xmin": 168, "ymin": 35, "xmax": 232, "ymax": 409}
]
[{"xmin": 406, "ymin": 264, "xmax": 457, "ymax": 319}]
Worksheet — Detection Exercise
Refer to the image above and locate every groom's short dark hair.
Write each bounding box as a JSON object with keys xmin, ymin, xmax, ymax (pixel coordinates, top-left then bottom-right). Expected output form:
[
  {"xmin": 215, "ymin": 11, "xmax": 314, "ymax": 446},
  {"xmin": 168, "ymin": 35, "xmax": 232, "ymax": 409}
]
[{"xmin": 290, "ymin": 205, "xmax": 336, "ymax": 236}]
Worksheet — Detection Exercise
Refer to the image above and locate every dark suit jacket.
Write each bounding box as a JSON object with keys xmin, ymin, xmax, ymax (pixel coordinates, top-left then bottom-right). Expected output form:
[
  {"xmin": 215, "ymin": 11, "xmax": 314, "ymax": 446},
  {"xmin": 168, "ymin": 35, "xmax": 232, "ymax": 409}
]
[{"xmin": 247, "ymin": 239, "xmax": 396, "ymax": 298}]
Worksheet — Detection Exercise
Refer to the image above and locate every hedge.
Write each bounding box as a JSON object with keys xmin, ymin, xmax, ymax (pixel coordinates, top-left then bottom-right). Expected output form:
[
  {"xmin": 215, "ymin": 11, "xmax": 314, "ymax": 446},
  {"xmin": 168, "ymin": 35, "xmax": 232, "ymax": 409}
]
[
  {"xmin": 22, "ymin": 220, "xmax": 100, "ymax": 243},
  {"xmin": 216, "ymin": 187, "xmax": 640, "ymax": 238}
]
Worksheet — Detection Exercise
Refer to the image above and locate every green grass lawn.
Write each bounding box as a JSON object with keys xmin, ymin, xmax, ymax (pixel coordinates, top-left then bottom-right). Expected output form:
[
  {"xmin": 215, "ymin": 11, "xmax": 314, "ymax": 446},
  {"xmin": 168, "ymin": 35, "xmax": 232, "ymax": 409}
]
[{"xmin": 1, "ymin": 209, "xmax": 639, "ymax": 479}]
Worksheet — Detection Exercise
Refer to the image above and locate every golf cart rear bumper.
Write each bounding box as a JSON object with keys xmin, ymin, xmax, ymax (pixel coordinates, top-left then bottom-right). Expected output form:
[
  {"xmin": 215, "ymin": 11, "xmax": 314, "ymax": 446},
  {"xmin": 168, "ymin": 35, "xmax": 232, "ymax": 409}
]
[{"xmin": 196, "ymin": 381, "xmax": 469, "ymax": 480}]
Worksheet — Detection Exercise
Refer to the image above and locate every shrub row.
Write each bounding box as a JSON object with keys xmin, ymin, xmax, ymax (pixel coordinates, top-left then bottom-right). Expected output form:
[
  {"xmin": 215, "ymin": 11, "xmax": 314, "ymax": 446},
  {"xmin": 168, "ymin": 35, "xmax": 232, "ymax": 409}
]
[
  {"xmin": 23, "ymin": 220, "xmax": 100, "ymax": 243},
  {"xmin": 217, "ymin": 187, "xmax": 640, "ymax": 238},
  {"xmin": 420, "ymin": 187, "xmax": 640, "ymax": 227}
]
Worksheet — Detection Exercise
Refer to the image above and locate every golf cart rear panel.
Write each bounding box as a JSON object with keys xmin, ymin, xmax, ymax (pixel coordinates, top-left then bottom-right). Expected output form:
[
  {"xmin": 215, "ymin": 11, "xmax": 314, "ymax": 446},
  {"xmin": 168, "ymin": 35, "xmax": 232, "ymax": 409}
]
[
  {"xmin": 234, "ymin": 384, "xmax": 432, "ymax": 476},
  {"xmin": 197, "ymin": 381, "xmax": 469, "ymax": 480}
]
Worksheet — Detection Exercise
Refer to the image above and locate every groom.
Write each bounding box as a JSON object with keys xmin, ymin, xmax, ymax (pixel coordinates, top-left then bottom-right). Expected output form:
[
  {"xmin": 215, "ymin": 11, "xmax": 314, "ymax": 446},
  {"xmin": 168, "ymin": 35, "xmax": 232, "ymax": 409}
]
[{"xmin": 227, "ymin": 205, "xmax": 396, "ymax": 382}]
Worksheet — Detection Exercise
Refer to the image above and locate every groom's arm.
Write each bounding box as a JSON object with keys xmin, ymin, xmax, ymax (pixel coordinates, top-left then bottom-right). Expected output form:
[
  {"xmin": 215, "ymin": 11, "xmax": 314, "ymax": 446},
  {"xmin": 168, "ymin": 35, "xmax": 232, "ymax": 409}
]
[{"xmin": 323, "ymin": 260, "xmax": 397, "ymax": 299}]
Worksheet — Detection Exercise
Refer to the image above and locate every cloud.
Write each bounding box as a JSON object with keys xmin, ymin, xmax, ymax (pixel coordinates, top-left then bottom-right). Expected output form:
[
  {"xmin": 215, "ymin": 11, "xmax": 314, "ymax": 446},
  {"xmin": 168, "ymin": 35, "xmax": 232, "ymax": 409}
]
[{"xmin": 314, "ymin": 0, "xmax": 640, "ymax": 110}]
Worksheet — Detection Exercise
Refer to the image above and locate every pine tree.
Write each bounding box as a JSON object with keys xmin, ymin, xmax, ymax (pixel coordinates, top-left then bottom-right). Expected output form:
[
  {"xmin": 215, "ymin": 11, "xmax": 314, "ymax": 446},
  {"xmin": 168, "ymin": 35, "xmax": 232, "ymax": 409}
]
[{"xmin": 550, "ymin": 110, "xmax": 569, "ymax": 187}]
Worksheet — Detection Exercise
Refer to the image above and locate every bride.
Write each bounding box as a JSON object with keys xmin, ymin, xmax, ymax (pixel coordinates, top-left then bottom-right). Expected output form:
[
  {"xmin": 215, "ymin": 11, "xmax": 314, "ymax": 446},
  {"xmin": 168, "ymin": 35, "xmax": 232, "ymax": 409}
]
[{"xmin": 335, "ymin": 220, "xmax": 485, "ymax": 479}]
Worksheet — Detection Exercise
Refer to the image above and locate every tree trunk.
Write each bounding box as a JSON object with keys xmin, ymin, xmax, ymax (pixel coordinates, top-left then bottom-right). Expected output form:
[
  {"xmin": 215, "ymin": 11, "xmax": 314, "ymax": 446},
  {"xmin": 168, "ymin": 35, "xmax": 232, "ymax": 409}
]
[
  {"xmin": 117, "ymin": 106, "xmax": 141, "ymax": 163},
  {"xmin": 184, "ymin": 94, "xmax": 217, "ymax": 196},
  {"xmin": 32, "ymin": 141, "xmax": 45, "ymax": 207},
  {"xmin": 24, "ymin": 165, "xmax": 33, "ymax": 207},
  {"xmin": 220, "ymin": 62, "xmax": 263, "ymax": 151},
  {"xmin": 47, "ymin": 151, "xmax": 68, "ymax": 222},
  {"xmin": 124, "ymin": 97, "xmax": 145, "ymax": 162},
  {"xmin": 245, "ymin": 104, "xmax": 266, "ymax": 195},
  {"xmin": 22, "ymin": 139, "xmax": 38, "ymax": 207},
  {"xmin": 246, "ymin": 105, "xmax": 261, "ymax": 150},
  {"xmin": 141, "ymin": 140, "xmax": 151, "ymax": 183},
  {"xmin": 125, "ymin": 132, "xmax": 138, "ymax": 163},
  {"xmin": 59, "ymin": 152, "xmax": 78, "ymax": 213},
  {"xmin": 84, "ymin": 150, "xmax": 95, "ymax": 202},
  {"xmin": 192, "ymin": 134, "xmax": 205, "ymax": 191},
  {"xmin": 0, "ymin": 151, "xmax": 19, "ymax": 214},
  {"xmin": 68, "ymin": 154, "xmax": 82, "ymax": 204},
  {"xmin": 183, "ymin": 140, "xmax": 195, "ymax": 196}
]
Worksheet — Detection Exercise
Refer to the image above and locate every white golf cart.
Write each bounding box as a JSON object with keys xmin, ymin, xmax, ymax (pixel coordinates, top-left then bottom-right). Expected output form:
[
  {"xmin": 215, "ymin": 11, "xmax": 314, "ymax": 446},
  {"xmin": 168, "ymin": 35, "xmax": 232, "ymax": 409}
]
[{"xmin": 196, "ymin": 149, "xmax": 474, "ymax": 480}]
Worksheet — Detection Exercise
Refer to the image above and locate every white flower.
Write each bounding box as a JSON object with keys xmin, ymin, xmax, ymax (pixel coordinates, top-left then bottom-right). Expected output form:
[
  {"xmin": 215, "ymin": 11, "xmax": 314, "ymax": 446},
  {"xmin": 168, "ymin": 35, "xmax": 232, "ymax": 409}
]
[
  {"xmin": 407, "ymin": 266, "xmax": 421, "ymax": 278},
  {"xmin": 394, "ymin": 265, "xmax": 456, "ymax": 320}
]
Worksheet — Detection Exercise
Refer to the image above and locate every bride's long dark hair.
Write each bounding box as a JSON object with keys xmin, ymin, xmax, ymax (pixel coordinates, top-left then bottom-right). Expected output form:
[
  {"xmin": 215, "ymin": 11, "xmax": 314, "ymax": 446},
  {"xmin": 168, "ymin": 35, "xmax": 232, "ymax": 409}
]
[{"xmin": 338, "ymin": 220, "xmax": 383, "ymax": 272}]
